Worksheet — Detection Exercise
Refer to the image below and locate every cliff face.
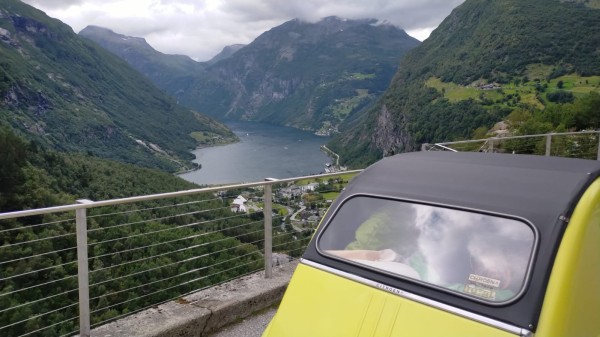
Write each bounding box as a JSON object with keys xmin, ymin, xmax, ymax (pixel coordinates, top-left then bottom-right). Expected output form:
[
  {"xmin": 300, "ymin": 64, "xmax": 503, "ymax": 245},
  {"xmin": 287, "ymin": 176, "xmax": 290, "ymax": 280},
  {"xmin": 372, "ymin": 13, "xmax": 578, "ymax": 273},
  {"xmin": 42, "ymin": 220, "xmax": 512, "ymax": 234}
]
[{"xmin": 372, "ymin": 104, "xmax": 414, "ymax": 157}]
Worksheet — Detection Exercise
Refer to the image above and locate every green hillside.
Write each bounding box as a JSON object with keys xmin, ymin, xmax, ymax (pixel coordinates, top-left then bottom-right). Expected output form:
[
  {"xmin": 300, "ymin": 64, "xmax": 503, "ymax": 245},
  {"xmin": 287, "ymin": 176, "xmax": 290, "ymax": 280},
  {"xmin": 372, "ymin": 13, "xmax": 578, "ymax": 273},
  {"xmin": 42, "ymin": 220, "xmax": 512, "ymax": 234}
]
[
  {"xmin": 0, "ymin": 126, "xmax": 198, "ymax": 213},
  {"xmin": 0, "ymin": 0, "xmax": 237, "ymax": 172},
  {"xmin": 329, "ymin": 0, "xmax": 600, "ymax": 167}
]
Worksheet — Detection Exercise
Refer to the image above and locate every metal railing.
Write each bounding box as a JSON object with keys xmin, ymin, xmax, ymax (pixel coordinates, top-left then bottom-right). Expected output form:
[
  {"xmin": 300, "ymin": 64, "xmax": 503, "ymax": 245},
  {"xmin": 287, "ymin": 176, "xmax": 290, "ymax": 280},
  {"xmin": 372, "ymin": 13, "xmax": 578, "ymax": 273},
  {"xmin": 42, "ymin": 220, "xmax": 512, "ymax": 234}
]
[
  {"xmin": 422, "ymin": 130, "xmax": 600, "ymax": 160},
  {"xmin": 0, "ymin": 170, "xmax": 360, "ymax": 337}
]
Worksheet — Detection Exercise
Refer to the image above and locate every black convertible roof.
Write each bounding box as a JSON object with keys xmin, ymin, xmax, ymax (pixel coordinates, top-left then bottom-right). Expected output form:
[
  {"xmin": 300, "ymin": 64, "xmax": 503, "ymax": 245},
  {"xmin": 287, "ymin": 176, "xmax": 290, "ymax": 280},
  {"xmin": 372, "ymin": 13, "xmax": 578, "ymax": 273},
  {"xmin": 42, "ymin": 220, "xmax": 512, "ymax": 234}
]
[
  {"xmin": 303, "ymin": 151, "xmax": 600, "ymax": 331},
  {"xmin": 342, "ymin": 151, "xmax": 600, "ymax": 228}
]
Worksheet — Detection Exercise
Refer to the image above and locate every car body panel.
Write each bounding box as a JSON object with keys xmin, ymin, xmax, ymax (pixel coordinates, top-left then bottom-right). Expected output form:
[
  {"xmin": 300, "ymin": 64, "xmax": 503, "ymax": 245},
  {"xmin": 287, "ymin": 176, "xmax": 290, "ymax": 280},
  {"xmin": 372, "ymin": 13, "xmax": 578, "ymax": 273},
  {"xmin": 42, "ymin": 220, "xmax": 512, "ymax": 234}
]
[
  {"xmin": 264, "ymin": 263, "xmax": 517, "ymax": 337},
  {"xmin": 536, "ymin": 178, "xmax": 600, "ymax": 336},
  {"xmin": 263, "ymin": 153, "xmax": 600, "ymax": 337}
]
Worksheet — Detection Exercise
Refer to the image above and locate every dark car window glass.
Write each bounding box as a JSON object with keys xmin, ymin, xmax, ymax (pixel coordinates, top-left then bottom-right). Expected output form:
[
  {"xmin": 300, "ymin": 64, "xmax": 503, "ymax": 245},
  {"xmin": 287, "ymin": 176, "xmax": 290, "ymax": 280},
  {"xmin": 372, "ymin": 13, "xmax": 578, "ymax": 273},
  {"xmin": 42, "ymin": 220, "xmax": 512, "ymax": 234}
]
[{"xmin": 318, "ymin": 196, "xmax": 535, "ymax": 303}]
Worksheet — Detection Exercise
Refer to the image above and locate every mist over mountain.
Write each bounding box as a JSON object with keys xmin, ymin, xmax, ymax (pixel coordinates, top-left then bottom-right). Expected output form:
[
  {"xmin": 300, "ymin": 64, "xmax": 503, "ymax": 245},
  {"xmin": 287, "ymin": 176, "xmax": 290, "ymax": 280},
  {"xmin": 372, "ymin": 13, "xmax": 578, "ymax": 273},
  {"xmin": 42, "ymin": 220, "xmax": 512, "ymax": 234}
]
[
  {"xmin": 81, "ymin": 17, "xmax": 420, "ymax": 135},
  {"xmin": 329, "ymin": 0, "xmax": 600, "ymax": 167},
  {"xmin": 0, "ymin": 0, "xmax": 236, "ymax": 172}
]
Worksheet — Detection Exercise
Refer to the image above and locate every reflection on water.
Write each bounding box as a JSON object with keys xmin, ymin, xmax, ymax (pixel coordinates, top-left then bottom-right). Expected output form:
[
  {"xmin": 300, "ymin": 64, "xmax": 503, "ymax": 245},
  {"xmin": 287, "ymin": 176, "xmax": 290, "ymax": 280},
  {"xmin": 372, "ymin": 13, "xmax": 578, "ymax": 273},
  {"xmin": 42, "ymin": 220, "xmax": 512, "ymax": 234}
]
[{"xmin": 179, "ymin": 121, "xmax": 331, "ymax": 185}]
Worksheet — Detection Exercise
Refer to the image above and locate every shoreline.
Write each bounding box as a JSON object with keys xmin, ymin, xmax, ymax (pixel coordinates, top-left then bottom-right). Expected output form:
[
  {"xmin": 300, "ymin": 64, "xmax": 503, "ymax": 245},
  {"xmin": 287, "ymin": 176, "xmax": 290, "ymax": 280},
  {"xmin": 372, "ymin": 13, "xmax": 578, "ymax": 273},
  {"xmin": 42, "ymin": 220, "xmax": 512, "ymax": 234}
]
[
  {"xmin": 176, "ymin": 138, "xmax": 241, "ymax": 176},
  {"xmin": 320, "ymin": 145, "xmax": 340, "ymax": 167}
]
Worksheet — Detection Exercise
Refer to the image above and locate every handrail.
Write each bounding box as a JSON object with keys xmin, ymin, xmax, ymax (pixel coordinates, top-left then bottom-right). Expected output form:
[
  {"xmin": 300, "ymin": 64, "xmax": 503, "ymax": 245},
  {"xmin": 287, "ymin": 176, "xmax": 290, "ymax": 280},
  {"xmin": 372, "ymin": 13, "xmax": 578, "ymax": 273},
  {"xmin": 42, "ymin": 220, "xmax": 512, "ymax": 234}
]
[
  {"xmin": 429, "ymin": 130, "xmax": 600, "ymax": 146},
  {"xmin": 0, "ymin": 170, "xmax": 361, "ymax": 337},
  {"xmin": 0, "ymin": 170, "xmax": 362, "ymax": 221},
  {"xmin": 422, "ymin": 130, "xmax": 600, "ymax": 160}
]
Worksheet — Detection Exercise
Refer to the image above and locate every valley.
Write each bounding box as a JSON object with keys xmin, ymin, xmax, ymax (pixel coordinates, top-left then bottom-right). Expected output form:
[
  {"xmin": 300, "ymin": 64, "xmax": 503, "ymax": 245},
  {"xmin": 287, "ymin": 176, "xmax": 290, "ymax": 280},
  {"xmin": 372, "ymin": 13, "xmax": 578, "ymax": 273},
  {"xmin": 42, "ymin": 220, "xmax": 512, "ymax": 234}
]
[{"xmin": 1, "ymin": 0, "xmax": 600, "ymax": 334}]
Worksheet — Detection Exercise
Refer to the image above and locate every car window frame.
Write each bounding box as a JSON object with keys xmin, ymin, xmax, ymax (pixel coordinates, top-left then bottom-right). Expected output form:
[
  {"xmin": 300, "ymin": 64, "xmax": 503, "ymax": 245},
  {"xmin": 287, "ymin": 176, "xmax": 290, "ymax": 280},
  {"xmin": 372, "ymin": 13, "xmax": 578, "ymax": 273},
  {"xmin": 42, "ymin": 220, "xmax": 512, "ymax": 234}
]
[{"xmin": 315, "ymin": 193, "xmax": 540, "ymax": 306}]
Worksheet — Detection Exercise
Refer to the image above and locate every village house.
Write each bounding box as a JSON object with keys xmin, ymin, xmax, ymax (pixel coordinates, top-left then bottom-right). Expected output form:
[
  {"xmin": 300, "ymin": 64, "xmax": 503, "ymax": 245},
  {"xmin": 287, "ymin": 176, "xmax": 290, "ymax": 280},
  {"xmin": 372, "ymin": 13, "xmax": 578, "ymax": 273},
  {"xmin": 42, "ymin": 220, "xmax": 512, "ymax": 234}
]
[
  {"xmin": 230, "ymin": 195, "xmax": 248, "ymax": 213},
  {"xmin": 300, "ymin": 182, "xmax": 320, "ymax": 192}
]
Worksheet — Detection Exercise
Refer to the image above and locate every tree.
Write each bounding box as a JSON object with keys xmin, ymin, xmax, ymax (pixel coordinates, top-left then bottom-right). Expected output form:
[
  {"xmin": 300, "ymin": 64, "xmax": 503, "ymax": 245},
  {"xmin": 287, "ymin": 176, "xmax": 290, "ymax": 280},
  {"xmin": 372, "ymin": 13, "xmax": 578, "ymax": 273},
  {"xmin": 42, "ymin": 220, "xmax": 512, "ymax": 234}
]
[
  {"xmin": 572, "ymin": 92, "xmax": 600, "ymax": 129},
  {"xmin": 0, "ymin": 127, "xmax": 28, "ymax": 211},
  {"xmin": 546, "ymin": 90, "xmax": 574, "ymax": 104}
]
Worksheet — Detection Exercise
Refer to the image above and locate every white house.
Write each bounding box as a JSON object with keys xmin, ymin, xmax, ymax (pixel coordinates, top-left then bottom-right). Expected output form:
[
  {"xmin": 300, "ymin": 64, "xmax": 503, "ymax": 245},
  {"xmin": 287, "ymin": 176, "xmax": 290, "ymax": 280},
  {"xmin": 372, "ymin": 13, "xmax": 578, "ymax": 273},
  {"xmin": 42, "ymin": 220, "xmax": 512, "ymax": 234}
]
[
  {"xmin": 231, "ymin": 195, "xmax": 248, "ymax": 213},
  {"xmin": 300, "ymin": 182, "xmax": 320, "ymax": 192}
]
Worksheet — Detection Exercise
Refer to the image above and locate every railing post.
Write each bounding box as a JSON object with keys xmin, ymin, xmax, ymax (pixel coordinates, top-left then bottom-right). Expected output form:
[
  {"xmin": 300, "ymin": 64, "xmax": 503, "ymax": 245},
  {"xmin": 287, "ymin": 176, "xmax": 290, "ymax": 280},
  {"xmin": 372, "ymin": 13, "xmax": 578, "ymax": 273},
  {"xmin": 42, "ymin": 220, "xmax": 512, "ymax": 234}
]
[
  {"xmin": 263, "ymin": 179, "xmax": 277, "ymax": 278},
  {"xmin": 76, "ymin": 199, "xmax": 93, "ymax": 337},
  {"xmin": 597, "ymin": 132, "xmax": 600, "ymax": 161},
  {"xmin": 545, "ymin": 134, "xmax": 552, "ymax": 156}
]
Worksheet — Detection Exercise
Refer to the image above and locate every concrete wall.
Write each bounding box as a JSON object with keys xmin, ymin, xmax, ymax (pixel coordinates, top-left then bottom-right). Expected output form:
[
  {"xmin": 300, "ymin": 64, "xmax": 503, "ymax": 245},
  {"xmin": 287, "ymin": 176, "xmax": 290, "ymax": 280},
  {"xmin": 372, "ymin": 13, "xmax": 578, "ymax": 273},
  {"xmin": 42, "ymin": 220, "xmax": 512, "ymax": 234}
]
[{"xmin": 88, "ymin": 262, "xmax": 297, "ymax": 337}]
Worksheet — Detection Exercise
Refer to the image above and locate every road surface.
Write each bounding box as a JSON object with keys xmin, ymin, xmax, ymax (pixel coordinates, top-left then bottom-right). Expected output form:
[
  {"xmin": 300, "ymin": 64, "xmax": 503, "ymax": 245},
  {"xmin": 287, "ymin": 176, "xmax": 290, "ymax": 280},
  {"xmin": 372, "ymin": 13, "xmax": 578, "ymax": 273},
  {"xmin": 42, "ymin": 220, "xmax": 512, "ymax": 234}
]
[{"xmin": 207, "ymin": 307, "xmax": 277, "ymax": 337}]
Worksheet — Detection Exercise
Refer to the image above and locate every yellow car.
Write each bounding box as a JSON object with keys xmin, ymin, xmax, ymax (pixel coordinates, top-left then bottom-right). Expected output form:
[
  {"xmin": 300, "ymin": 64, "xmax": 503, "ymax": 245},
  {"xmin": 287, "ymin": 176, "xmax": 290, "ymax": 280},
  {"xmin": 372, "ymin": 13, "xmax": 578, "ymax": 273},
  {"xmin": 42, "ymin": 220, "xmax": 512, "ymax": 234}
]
[{"xmin": 264, "ymin": 152, "xmax": 600, "ymax": 337}]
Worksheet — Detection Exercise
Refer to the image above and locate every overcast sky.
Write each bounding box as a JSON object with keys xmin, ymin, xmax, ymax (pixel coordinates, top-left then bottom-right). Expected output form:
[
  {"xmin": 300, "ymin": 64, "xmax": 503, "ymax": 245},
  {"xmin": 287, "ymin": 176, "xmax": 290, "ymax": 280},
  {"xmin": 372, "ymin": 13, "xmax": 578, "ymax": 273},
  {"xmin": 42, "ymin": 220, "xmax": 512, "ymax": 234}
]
[{"xmin": 22, "ymin": 0, "xmax": 465, "ymax": 62}]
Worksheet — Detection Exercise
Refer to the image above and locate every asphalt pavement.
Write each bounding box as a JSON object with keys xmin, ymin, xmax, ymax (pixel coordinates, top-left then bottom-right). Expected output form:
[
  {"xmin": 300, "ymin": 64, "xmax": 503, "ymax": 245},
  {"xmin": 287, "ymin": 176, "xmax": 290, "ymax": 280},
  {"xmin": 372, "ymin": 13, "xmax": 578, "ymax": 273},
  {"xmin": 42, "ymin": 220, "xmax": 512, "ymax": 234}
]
[{"xmin": 206, "ymin": 307, "xmax": 277, "ymax": 337}]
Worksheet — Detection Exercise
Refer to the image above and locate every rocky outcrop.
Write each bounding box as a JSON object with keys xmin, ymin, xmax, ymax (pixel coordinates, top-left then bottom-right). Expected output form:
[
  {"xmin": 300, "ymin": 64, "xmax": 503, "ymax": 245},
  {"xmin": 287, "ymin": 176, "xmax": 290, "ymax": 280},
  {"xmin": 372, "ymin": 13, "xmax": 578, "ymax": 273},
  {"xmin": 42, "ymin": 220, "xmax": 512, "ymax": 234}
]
[{"xmin": 372, "ymin": 104, "xmax": 414, "ymax": 157}]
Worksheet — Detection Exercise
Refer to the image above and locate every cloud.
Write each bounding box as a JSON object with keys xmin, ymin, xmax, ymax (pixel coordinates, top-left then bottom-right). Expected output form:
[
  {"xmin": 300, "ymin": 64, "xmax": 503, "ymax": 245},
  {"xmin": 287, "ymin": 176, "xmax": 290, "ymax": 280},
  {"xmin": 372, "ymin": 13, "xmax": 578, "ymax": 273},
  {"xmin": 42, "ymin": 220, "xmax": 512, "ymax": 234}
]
[
  {"xmin": 21, "ymin": 0, "xmax": 465, "ymax": 61},
  {"xmin": 219, "ymin": 0, "xmax": 465, "ymax": 30},
  {"xmin": 24, "ymin": 0, "xmax": 85, "ymax": 10}
]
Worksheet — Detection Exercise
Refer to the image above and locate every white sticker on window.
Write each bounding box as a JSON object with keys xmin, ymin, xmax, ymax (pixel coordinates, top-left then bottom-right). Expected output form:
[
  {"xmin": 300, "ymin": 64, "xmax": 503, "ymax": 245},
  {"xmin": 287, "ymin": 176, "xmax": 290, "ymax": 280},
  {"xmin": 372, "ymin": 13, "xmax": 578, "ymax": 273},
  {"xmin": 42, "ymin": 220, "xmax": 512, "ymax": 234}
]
[{"xmin": 468, "ymin": 274, "xmax": 501, "ymax": 288}]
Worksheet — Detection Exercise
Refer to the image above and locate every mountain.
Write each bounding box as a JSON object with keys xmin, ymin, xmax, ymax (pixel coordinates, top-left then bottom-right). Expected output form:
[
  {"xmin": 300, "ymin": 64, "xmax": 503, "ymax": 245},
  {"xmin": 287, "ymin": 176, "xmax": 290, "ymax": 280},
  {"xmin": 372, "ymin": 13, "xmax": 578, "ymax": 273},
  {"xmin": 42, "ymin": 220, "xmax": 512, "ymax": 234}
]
[
  {"xmin": 0, "ymin": 1, "xmax": 237, "ymax": 172},
  {"xmin": 81, "ymin": 17, "xmax": 420, "ymax": 134},
  {"xmin": 79, "ymin": 25, "xmax": 206, "ymax": 89},
  {"xmin": 329, "ymin": 0, "xmax": 600, "ymax": 167},
  {"xmin": 207, "ymin": 44, "xmax": 245, "ymax": 65}
]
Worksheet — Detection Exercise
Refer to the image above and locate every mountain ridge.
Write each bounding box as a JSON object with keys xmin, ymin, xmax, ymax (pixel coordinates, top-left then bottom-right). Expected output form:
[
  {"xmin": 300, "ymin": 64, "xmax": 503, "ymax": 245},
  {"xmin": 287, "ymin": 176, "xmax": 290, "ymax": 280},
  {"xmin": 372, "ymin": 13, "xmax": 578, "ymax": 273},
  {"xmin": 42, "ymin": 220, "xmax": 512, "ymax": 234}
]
[
  {"xmin": 80, "ymin": 16, "xmax": 420, "ymax": 134},
  {"xmin": 207, "ymin": 44, "xmax": 246, "ymax": 65},
  {"xmin": 79, "ymin": 25, "xmax": 206, "ymax": 89}
]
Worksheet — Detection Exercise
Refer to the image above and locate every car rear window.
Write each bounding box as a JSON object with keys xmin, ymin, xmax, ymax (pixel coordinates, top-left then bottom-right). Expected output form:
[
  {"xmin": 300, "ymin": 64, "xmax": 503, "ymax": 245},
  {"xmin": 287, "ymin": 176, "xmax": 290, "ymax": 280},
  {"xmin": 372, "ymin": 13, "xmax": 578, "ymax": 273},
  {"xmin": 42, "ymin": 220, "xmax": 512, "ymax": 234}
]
[{"xmin": 317, "ymin": 196, "xmax": 536, "ymax": 303}]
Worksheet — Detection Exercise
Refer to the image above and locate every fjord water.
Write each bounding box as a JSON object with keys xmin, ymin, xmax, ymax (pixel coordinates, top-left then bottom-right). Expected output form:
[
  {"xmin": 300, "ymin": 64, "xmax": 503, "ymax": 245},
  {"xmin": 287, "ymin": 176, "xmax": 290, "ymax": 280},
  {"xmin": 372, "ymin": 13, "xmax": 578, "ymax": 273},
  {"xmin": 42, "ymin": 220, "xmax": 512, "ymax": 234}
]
[{"xmin": 179, "ymin": 121, "xmax": 331, "ymax": 185}]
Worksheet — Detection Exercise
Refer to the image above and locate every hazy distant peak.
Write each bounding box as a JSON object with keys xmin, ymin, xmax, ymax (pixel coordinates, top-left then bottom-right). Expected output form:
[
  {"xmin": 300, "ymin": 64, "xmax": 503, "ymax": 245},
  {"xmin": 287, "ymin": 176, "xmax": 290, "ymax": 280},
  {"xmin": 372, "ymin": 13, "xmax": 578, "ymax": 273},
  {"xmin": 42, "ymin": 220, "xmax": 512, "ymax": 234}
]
[
  {"xmin": 263, "ymin": 16, "xmax": 401, "ymax": 46},
  {"xmin": 370, "ymin": 19, "xmax": 395, "ymax": 27},
  {"xmin": 80, "ymin": 25, "xmax": 114, "ymax": 34},
  {"xmin": 320, "ymin": 16, "xmax": 375, "ymax": 23},
  {"xmin": 317, "ymin": 16, "xmax": 378, "ymax": 27},
  {"xmin": 80, "ymin": 25, "xmax": 150, "ymax": 48},
  {"xmin": 320, "ymin": 15, "xmax": 348, "ymax": 22},
  {"xmin": 207, "ymin": 44, "xmax": 246, "ymax": 65}
]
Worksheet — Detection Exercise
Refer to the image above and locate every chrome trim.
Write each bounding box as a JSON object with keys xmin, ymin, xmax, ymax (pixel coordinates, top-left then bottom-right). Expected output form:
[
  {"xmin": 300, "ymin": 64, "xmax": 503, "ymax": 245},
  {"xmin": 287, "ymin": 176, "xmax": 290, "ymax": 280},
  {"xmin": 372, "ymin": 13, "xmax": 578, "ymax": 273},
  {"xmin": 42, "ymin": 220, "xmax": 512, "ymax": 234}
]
[{"xmin": 301, "ymin": 258, "xmax": 532, "ymax": 337}]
